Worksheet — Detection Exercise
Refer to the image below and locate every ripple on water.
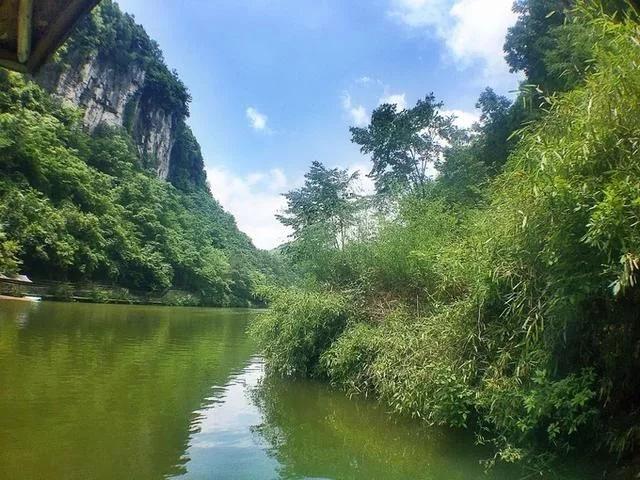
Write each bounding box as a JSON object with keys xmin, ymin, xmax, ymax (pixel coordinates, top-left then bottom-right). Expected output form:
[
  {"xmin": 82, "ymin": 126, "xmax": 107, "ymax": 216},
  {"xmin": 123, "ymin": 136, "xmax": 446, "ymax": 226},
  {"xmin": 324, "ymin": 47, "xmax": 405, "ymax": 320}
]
[{"xmin": 0, "ymin": 300, "xmax": 602, "ymax": 480}]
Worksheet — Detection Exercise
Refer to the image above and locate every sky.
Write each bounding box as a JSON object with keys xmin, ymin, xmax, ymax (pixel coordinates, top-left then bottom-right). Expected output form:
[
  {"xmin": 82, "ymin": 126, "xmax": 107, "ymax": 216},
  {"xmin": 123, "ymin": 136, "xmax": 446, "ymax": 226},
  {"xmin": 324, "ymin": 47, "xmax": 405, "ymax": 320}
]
[{"xmin": 116, "ymin": 0, "xmax": 520, "ymax": 249}]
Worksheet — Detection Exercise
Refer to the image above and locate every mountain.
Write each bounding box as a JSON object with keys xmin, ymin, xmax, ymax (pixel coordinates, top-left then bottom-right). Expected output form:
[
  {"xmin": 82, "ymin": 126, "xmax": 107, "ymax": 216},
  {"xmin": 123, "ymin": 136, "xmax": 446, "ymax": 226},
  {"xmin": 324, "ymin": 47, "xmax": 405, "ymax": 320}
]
[
  {"xmin": 37, "ymin": 0, "xmax": 205, "ymax": 190},
  {"xmin": 0, "ymin": 0, "xmax": 278, "ymax": 306}
]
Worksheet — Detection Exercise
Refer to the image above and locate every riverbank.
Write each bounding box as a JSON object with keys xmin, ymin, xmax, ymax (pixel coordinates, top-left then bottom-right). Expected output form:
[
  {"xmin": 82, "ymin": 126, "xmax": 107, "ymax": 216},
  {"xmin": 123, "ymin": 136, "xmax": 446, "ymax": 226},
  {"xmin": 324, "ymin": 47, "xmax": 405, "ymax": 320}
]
[
  {"xmin": 0, "ymin": 279, "xmax": 263, "ymax": 308},
  {"xmin": 251, "ymin": 10, "xmax": 640, "ymax": 475}
]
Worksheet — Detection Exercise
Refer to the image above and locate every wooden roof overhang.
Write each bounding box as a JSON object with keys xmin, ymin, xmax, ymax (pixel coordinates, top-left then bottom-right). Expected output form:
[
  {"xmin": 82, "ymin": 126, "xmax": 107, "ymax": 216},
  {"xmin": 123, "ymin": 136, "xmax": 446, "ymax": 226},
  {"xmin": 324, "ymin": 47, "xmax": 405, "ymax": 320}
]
[{"xmin": 0, "ymin": 0, "xmax": 100, "ymax": 74}]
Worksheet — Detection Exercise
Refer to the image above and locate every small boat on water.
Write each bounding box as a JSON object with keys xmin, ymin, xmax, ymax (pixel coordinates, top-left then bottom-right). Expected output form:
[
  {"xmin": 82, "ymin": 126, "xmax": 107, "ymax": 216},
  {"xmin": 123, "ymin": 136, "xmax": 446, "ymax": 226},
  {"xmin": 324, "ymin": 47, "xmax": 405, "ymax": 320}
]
[{"xmin": 0, "ymin": 295, "xmax": 40, "ymax": 302}]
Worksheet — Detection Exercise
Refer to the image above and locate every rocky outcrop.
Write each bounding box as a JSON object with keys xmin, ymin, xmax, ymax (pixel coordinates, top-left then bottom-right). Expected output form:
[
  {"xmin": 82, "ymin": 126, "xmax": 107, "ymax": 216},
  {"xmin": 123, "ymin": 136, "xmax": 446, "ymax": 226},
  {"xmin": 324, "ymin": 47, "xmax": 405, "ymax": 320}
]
[
  {"xmin": 127, "ymin": 94, "xmax": 179, "ymax": 180},
  {"xmin": 37, "ymin": 52, "xmax": 178, "ymax": 180},
  {"xmin": 33, "ymin": 0, "xmax": 209, "ymax": 192}
]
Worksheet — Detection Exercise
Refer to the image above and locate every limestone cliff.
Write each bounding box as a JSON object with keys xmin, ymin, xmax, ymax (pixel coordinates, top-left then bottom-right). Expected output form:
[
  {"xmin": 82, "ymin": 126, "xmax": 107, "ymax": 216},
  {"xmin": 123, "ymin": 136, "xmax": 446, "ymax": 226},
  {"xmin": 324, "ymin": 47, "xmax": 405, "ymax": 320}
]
[{"xmin": 35, "ymin": 0, "xmax": 206, "ymax": 191}]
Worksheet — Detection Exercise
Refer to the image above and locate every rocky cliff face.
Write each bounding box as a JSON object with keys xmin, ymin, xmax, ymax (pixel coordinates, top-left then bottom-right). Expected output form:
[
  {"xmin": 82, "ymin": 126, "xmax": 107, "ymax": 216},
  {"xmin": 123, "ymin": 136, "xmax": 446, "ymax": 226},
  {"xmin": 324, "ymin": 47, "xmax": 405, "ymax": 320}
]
[
  {"xmin": 37, "ymin": 51, "xmax": 178, "ymax": 180},
  {"xmin": 33, "ymin": 0, "xmax": 207, "ymax": 191}
]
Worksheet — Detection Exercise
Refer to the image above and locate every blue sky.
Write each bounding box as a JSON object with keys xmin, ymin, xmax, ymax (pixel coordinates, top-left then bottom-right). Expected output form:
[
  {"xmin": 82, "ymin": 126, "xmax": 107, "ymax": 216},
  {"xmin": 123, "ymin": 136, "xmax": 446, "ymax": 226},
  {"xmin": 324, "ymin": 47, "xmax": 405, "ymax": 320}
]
[{"xmin": 117, "ymin": 0, "xmax": 520, "ymax": 249}]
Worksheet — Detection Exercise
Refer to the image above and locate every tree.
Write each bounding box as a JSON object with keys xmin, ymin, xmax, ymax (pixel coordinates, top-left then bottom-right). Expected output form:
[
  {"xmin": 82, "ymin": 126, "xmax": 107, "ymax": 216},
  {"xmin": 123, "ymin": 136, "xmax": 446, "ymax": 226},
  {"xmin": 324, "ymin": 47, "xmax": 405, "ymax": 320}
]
[
  {"xmin": 350, "ymin": 95, "xmax": 453, "ymax": 196},
  {"xmin": 504, "ymin": 0, "xmax": 638, "ymax": 93},
  {"xmin": 277, "ymin": 161, "xmax": 359, "ymax": 252},
  {"xmin": 473, "ymin": 87, "xmax": 516, "ymax": 173},
  {"xmin": 504, "ymin": 0, "xmax": 571, "ymax": 89},
  {"xmin": 435, "ymin": 142, "xmax": 488, "ymax": 206}
]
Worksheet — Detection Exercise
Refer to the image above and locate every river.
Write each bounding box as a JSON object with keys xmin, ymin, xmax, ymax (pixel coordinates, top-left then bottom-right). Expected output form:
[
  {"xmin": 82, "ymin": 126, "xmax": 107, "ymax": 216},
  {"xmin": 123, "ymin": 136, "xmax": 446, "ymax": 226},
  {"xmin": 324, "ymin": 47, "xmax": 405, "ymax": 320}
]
[{"xmin": 0, "ymin": 299, "xmax": 599, "ymax": 479}]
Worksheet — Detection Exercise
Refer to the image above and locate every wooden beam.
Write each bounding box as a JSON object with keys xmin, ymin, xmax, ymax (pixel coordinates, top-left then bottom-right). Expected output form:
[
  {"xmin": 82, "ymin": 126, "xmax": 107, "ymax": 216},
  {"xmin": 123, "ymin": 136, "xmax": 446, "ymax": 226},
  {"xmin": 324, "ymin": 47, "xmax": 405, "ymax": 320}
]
[
  {"xmin": 17, "ymin": 0, "xmax": 33, "ymax": 64},
  {"xmin": 27, "ymin": 0, "xmax": 101, "ymax": 73}
]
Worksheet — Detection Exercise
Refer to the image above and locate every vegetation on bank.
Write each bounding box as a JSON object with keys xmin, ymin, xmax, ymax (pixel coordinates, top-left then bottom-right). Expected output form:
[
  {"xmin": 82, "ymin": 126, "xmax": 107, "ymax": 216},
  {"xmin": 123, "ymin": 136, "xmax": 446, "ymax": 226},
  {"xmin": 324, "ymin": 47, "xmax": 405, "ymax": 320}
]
[{"xmin": 253, "ymin": 1, "xmax": 640, "ymax": 471}]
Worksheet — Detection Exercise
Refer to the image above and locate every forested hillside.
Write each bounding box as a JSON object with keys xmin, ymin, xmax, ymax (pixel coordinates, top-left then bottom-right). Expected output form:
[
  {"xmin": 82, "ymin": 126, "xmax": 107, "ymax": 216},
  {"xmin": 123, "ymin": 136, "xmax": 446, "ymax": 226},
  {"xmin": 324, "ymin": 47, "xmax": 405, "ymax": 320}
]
[
  {"xmin": 253, "ymin": 1, "xmax": 640, "ymax": 474},
  {"xmin": 0, "ymin": 1, "xmax": 279, "ymax": 306}
]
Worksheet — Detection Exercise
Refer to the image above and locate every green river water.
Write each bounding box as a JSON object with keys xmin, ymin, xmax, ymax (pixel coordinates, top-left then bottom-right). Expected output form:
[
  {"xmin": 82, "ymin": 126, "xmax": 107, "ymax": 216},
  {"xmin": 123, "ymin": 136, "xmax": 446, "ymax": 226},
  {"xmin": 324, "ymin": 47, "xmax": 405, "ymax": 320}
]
[{"xmin": 0, "ymin": 299, "xmax": 599, "ymax": 479}]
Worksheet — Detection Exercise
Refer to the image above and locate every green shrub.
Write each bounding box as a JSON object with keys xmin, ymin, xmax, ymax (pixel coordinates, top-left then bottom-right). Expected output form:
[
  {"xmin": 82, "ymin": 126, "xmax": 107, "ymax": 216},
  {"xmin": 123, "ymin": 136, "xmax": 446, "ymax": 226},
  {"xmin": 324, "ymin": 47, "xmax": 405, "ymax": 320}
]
[
  {"xmin": 370, "ymin": 305, "xmax": 476, "ymax": 428},
  {"xmin": 477, "ymin": 369, "xmax": 598, "ymax": 461},
  {"xmin": 52, "ymin": 283, "xmax": 75, "ymax": 302},
  {"xmin": 250, "ymin": 287, "xmax": 351, "ymax": 377},
  {"xmin": 110, "ymin": 287, "xmax": 134, "ymax": 304},
  {"xmin": 88, "ymin": 287, "xmax": 111, "ymax": 304},
  {"xmin": 322, "ymin": 322, "xmax": 380, "ymax": 396}
]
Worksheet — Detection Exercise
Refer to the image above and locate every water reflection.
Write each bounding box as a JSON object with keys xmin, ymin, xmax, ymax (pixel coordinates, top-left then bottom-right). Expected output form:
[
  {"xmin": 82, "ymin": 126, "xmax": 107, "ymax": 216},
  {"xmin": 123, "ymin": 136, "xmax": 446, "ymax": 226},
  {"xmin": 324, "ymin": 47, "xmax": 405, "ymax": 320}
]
[
  {"xmin": 0, "ymin": 300, "xmax": 256, "ymax": 480},
  {"xmin": 173, "ymin": 359, "xmax": 279, "ymax": 479},
  {"xmin": 250, "ymin": 373, "xmax": 514, "ymax": 480}
]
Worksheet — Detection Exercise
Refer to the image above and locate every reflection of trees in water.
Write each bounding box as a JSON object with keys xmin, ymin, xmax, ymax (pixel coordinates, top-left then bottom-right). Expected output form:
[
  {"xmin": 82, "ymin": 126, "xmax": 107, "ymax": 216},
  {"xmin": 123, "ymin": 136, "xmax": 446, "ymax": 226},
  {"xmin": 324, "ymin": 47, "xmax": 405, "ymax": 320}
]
[
  {"xmin": 250, "ymin": 375, "xmax": 516, "ymax": 480},
  {"xmin": 0, "ymin": 301, "xmax": 256, "ymax": 480}
]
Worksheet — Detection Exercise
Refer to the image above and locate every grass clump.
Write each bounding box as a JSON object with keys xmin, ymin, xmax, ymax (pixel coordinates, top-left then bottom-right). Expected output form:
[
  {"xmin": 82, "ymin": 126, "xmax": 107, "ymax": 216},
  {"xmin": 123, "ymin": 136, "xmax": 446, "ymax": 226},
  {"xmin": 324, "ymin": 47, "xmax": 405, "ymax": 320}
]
[{"xmin": 251, "ymin": 287, "xmax": 352, "ymax": 377}]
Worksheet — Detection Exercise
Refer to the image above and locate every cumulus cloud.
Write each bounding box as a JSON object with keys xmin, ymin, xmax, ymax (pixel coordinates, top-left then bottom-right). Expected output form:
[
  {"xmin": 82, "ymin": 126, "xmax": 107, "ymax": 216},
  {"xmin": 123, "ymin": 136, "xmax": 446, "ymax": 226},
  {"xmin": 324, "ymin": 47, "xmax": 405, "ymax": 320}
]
[
  {"xmin": 342, "ymin": 93, "xmax": 369, "ymax": 126},
  {"xmin": 442, "ymin": 108, "xmax": 479, "ymax": 129},
  {"xmin": 246, "ymin": 106, "xmax": 269, "ymax": 131},
  {"xmin": 447, "ymin": 0, "xmax": 517, "ymax": 76},
  {"xmin": 389, "ymin": 0, "xmax": 517, "ymax": 81},
  {"xmin": 207, "ymin": 167, "xmax": 293, "ymax": 250},
  {"xmin": 379, "ymin": 93, "xmax": 408, "ymax": 111}
]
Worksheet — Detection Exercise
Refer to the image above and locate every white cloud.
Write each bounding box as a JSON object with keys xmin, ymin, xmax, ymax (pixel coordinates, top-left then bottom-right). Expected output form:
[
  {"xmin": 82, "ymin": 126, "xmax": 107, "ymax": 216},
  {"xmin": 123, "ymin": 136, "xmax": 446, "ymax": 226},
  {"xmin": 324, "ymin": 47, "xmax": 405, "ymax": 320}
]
[
  {"xmin": 379, "ymin": 93, "xmax": 407, "ymax": 111},
  {"xmin": 447, "ymin": 0, "xmax": 517, "ymax": 77},
  {"xmin": 207, "ymin": 167, "xmax": 294, "ymax": 250},
  {"xmin": 389, "ymin": 0, "xmax": 517, "ymax": 82},
  {"xmin": 442, "ymin": 108, "xmax": 479, "ymax": 129},
  {"xmin": 246, "ymin": 106, "xmax": 269, "ymax": 131},
  {"xmin": 342, "ymin": 93, "xmax": 369, "ymax": 126},
  {"xmin": 389, "ymin": 0, "xmax": 449, "ymax": 29}
]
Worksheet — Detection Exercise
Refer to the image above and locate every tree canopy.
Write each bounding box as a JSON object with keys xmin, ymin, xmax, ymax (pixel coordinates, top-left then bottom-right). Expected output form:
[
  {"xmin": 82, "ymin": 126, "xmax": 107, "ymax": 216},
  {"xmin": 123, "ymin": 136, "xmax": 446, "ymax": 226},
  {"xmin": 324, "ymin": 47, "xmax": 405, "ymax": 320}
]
[{"xmin": 350, "ymin": 95, "xmax": 453, "ymax": 196}]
